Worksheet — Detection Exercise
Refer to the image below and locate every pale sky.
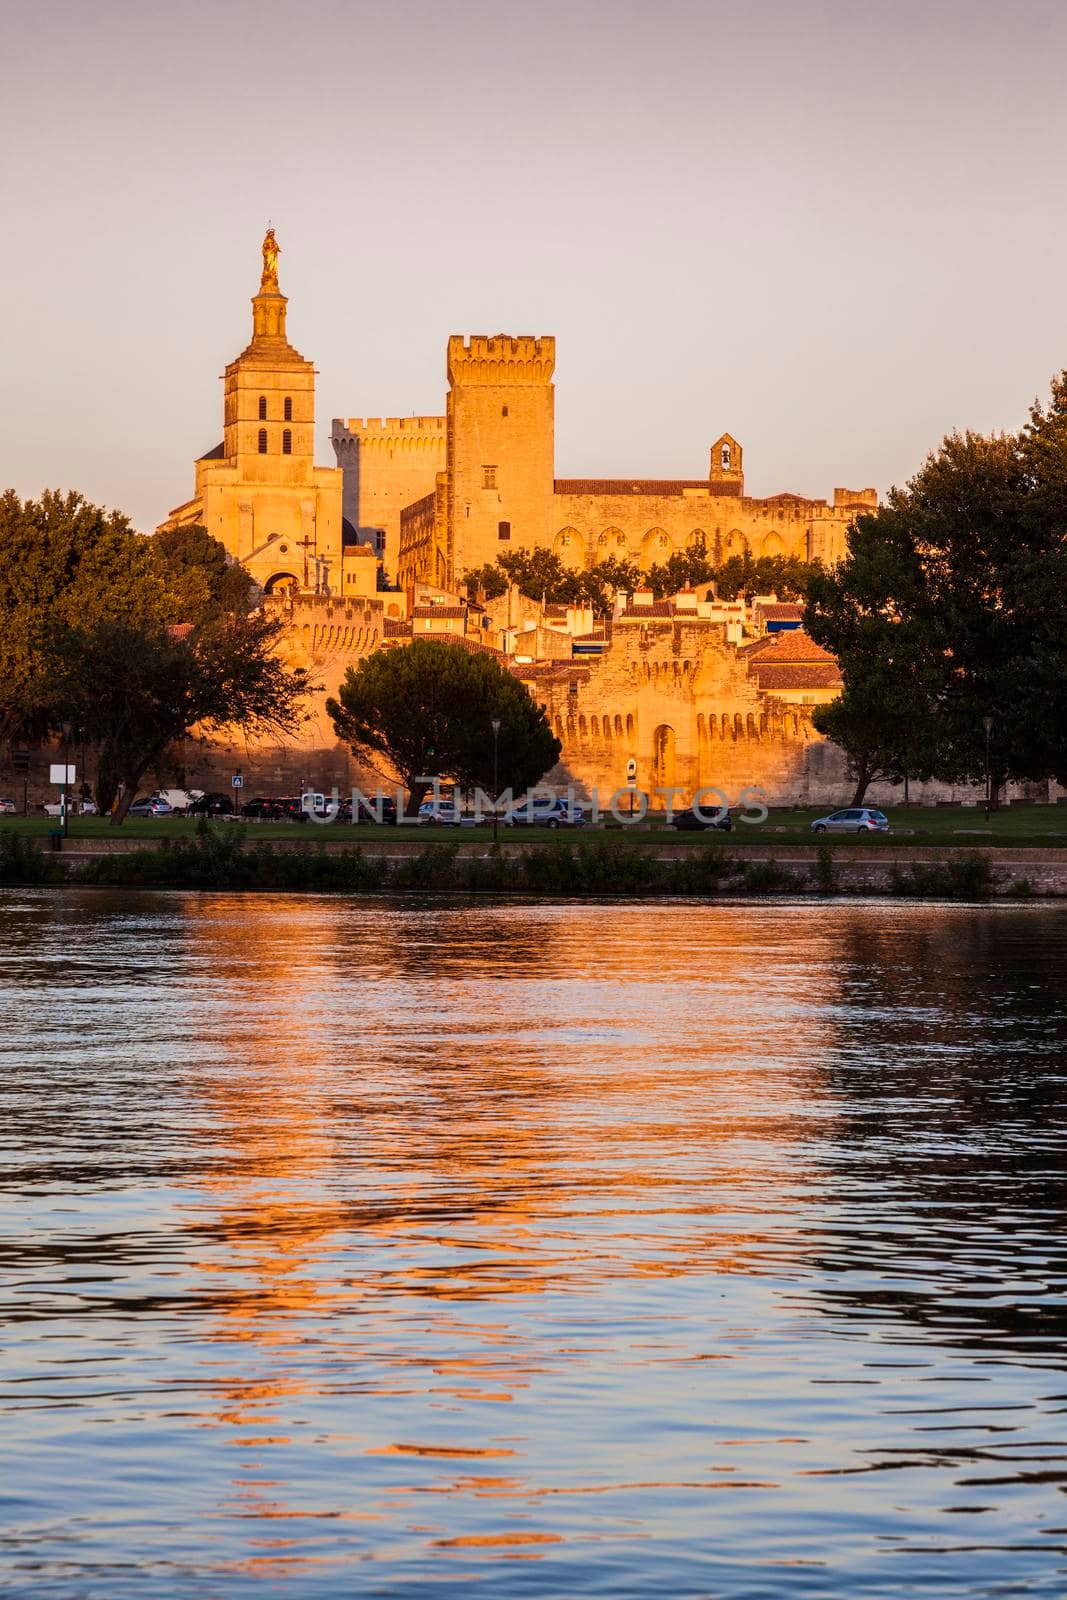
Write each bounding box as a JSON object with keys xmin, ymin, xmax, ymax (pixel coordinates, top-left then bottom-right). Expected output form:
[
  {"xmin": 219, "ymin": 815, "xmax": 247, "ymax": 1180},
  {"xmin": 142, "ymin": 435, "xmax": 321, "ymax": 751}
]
[{"xmin": 2, "ymin": 0, "xmax": 1065, "ymax": 531}]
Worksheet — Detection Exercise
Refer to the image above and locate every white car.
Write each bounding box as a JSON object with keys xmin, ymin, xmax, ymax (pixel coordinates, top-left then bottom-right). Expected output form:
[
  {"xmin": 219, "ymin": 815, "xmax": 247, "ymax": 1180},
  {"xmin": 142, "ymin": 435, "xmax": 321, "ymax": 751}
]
[
  {"xmin": 507, "ymin": 796, "xmax": 586, "ymax": 829},
  {"xmin": 0, "ymin": 798, "xmax": 16, "ymax": 815},
  {"xmin": 417, "ymin": 799, "xmax": 463, "ymax": 825},
  {"xmin": 43, "ymin": 798, "xmax": 97, "ymax": 817},
  {"xmin": 810, "ymin": 807, "xmax": 889, "ymax": 834}
]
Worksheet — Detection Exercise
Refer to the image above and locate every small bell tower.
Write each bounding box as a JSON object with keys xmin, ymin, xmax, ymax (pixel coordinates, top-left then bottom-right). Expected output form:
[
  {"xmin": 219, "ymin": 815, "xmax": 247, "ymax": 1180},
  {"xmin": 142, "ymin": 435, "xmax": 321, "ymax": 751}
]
[{"xmin": 710, "ymin": 433, "xmax": 744, "ymax": 492}]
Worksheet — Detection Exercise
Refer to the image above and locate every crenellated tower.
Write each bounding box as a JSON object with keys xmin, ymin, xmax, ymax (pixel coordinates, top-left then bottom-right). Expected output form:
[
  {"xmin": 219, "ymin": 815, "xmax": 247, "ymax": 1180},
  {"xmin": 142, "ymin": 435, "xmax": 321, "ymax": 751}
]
[{"xmin": 445, "ymin": 334, "xmax": 556, "ymax": 585}]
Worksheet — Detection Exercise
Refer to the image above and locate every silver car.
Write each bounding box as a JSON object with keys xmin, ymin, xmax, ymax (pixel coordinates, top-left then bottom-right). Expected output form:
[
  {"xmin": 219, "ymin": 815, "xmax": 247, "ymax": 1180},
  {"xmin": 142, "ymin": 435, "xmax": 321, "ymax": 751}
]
[{"xmin": 811, "ymin": 808, "xmax": 889, "ymax": 834}]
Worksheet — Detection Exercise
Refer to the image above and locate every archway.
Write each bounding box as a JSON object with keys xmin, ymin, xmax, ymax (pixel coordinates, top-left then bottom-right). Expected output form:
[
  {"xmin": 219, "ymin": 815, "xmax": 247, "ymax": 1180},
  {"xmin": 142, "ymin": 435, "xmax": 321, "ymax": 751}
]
[
  {"xmin": 652, "ymin": 724, "xmax": 676, "ymax": 791},
  {"xmin": 263, "ymin": 571, "xmax": 300, "ymax": 594}
]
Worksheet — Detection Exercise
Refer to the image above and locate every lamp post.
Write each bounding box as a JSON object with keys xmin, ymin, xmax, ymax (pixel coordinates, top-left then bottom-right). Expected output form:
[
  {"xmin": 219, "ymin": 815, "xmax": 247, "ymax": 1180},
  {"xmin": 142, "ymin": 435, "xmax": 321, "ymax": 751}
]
[
  {"xmin": 61, "ymin": 721, "xmax": 72, "ymax": 838},
  {"xmin": 983, "ymin": 715, "xmax": 994, "ymax": 823},
  {"xmin": 491, "ymin": 718, "xmax": 501, "ymax": 845}
]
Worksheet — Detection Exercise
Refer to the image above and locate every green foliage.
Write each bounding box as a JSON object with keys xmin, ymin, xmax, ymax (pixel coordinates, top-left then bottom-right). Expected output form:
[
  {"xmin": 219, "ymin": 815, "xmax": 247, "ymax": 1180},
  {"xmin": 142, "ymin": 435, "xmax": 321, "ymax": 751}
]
[
  {"xmin": 326, "ymin": 638, "xmax": 561, "ymax": 813},
  {"xmin": 889, "ymin": 852, "xmax": 994, "ymax": 901},
  {"xmin": 0, "ymin": 832, "xmax": 63, "ymax": 885},
  {"xmin": 808, "ymin": 375, "xmax": 1067, "ymax": 797},
  {"xmin": 54, "ymin": 611, "xmax": 310, "ymax": 820},
  {"xmin": 736, "ymin": 858, "xmax": 797, "ymax": 893},
  {"xmin": 644, "ymin": 546, "xmax": 716, "ymax": 599},
  {"xmin": 714, "ymin": 553, "xmax": 823, "ymax": 602},
  {"xmin": 814, "ymin": 842, "xmax": 837, "ymax": 895},
  {"xmin": 0, "ymin": 489, "xmax": 164, "ymax": 744},
  {"xmin": 465, "ymin": 562, "xmax": 508, "ymax": 601},
  {"xmin": 150, "ymin": 524, "xmax": 257, "ymax": 620}
]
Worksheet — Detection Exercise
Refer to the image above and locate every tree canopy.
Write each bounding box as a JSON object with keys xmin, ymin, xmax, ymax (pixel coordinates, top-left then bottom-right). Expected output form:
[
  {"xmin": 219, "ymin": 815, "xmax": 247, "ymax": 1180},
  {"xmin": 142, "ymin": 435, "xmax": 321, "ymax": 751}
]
[
  {"xmin": 465, "ymin": 543, "xmax": 822, "ymax": 609},
  {"xmin": 326, "ymin": 638, "xmax": 562, "ymax": 814},
  {"xmin": 806, "ymin": 372, "xmax": 1067, "ymax": 800},
  {"xmin": 0, "ymin": 490, "xmax": 306, "ymax": 819}
]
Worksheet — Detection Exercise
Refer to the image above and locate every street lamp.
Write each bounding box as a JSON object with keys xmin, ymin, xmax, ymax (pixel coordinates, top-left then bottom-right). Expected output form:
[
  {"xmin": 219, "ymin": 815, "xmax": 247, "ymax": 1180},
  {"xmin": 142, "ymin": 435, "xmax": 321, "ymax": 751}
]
[
  {"xmin": 61, "ymin": 721, "xmax": 73, "ymax": 838},
  {"xmin": 983, "ymin": 715, "xmax": 994, "ymax": 823},
  {"xmin": 491, "ymin": 718, "xmax": 501, "ymax": 845}
]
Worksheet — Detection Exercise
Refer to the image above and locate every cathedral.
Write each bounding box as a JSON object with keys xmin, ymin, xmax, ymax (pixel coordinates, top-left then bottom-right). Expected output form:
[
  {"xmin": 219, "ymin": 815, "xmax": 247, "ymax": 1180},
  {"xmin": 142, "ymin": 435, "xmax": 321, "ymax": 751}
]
[
  {"xmin": 162, "ymin": 231, "xmax": 874, "ymax": 599},
  {"xmin": 161, "ymin": 232, "xmax": 918, "ymax": 808}
]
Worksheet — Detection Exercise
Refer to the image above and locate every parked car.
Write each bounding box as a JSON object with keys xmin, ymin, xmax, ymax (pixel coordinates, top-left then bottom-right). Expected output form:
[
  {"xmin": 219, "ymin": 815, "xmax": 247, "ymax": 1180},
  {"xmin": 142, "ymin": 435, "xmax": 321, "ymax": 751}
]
[
  {"xmin": 417, "ymin": 799, "xmax": 463, "ymax": 825},
  {"xmin": 43, "ymin": 798, "xmax": 97, "ymax": 817},
  {"xmin": 351, "ymin": 795, "xmax": 398, "ymax": 825},
  {"xmin": 127, "ymin": 796, "xmax": 174, "ymax": 817},
  {"xmin": 810, "ymin": 808, "xmax": 889, "ymax": 834},
  {"xmin": 185, "ymin": 792, "xmax": 235, "ymax": 817},
  {"xmin": 0, "ymin": 798, "xmax": 16, "ymax": 815},
  {"xmin": 672, "ymin": 805, "xmax": 732, "ymax": 832},
  {"xmin": 241, "ymin": 796, "xmax": 287, "ymax": 820},
  {"xmin": 507, "ymin": 796, "xmax": 586, "ymax": 829}
]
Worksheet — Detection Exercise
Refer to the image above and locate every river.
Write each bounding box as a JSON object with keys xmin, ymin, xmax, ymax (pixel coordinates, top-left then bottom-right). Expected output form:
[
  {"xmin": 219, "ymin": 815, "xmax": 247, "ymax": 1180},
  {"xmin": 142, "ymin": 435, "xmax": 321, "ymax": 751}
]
[{"xmin": 1, "ymin": 891, "xmax": 1065, "ymax": 1598}]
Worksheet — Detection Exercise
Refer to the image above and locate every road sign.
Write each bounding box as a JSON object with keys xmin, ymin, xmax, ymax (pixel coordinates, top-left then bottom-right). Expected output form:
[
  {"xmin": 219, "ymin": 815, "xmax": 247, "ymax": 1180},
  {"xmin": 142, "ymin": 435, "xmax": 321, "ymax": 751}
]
[
  {"xmin": 625, "ymin": 758, "xmax": 637, "ymax": 783},
  {"xmin": 50, "ymin": 764, "xmax": 76, "ymax": 784},
  {"xmin": 231, "ymin": 774, "xmax": 244, "ymax": 789}
]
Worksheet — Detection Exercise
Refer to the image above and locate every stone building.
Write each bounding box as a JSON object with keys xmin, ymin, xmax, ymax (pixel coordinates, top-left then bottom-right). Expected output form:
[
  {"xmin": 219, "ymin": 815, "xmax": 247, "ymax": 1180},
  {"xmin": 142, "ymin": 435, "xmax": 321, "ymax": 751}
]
[{"xmin": 158, "ymin": 232, "xmax": 366, "ymax": 600}]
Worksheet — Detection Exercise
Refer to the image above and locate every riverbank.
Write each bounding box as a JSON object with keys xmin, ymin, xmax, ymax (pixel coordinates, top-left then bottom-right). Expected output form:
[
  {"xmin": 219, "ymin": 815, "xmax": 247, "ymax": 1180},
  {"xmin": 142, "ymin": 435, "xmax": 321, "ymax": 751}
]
[{"xmin": 0, "ymin": 827, "xmax": 1051, "ymax": 898}]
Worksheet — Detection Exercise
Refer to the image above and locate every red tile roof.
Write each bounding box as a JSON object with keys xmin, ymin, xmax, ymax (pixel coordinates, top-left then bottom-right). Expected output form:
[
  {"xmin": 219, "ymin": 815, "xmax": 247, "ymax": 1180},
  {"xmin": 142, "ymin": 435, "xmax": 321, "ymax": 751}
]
[
  {"xmin": 555, "ymin": 478, "xmax": 742, "ymax": 497},
  {"xmin": 757, "ymin": 602, "xmax": 804, "ymax": 621},
  {"xmin": 751, "ymin": 663, "xmax": 842, "ymax": 690},
  {"xmin": 413, "ymin": 605, "xmax": 467, "ymax": 619}
]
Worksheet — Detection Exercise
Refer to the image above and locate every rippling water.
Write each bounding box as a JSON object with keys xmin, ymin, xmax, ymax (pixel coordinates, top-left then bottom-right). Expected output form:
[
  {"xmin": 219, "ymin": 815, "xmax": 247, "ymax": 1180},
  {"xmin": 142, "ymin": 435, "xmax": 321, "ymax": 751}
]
[{"xmin": 1, "ymin": 890, "xmax": 1066, "ymax": 1598}]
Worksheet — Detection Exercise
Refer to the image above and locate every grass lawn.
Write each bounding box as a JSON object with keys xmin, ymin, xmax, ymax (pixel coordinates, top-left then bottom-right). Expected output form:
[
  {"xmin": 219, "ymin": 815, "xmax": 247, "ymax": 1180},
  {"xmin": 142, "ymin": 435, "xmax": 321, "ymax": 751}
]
[{"xmin": 3, "ymin": 804, "xmax": 1067, "ymax": 849}]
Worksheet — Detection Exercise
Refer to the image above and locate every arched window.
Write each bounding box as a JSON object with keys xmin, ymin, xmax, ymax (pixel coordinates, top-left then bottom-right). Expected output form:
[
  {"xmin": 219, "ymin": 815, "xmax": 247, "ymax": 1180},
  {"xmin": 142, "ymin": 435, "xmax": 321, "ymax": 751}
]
[
  {"xmin": 258, "ymin": 428, "xmax": 268, "ymax": 454},
  {"xmin": 282, "ymin": 429, "xmax": 292, "ymax": 455},
  {"xmin": 258, "ymin": 396, "xmax": 267, "ymax": 420},
  {"xmin": 284, "ymin": 397, "xmax": 292, "ymax": 421}
]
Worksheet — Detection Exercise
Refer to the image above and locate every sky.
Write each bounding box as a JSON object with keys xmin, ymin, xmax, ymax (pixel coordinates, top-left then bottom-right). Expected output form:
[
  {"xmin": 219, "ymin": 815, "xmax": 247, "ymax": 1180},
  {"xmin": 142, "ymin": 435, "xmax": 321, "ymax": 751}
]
[{"xmin": 2, "ymin": 0, "xmax": 1066, "ymax": 531}]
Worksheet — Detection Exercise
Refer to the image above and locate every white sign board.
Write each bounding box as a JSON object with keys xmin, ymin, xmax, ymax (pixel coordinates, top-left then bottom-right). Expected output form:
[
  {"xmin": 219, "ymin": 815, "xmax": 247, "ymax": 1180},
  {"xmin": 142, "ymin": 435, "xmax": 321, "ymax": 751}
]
[{"xmin": 49, "ymin": 764, "xmax": 76, "ymax": 784}]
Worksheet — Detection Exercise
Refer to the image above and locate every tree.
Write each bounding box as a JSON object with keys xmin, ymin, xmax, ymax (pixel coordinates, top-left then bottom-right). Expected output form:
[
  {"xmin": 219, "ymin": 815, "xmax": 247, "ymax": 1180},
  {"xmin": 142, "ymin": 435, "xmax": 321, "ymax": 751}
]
[
  {"xmin": 464, "ymin": 562, "xmax": 509, "ymax": 601},
  {"xmin": 326, "ymin": 638, "xmax": 562, "ymax": 814},
  {"xmin": 151, "ymin": 524, "xmax": 257, "ymax": 620},
  {"xmin": 714, "ymin": 553, "xmax": 822, "ymax": 602},
  {"xmin": 806, "ymin": 375, "xmax": 1067, "ymax": 801},
  {"xmin": 645, "ymin": 545, "xmax": 716, "ymax": 599},
  {"xmin": 54, "ymin": 611, "xmax": 310, "ymax": 821},
  {"xmin": 0, "ymin": 489, "xmax": 164, "ymax": 745}
]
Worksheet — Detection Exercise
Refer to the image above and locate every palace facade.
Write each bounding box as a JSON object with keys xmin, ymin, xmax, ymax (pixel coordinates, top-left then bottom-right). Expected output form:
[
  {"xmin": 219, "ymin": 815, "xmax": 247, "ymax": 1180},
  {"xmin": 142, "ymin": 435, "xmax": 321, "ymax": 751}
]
[{"xmin": 157, "ymin": 234, "xmax": 902, "ymax": 807}]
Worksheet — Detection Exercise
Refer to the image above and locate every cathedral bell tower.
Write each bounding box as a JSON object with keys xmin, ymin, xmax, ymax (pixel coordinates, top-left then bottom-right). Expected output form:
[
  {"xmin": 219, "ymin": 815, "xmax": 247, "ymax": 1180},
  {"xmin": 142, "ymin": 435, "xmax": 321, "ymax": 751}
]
[
  {"xmin": 221, "ymin": 228, "xmax": 316, "ymax": 475},
  {"xmin": 158, "ymin": 229, "xmax": 344, "ymax": 596}
]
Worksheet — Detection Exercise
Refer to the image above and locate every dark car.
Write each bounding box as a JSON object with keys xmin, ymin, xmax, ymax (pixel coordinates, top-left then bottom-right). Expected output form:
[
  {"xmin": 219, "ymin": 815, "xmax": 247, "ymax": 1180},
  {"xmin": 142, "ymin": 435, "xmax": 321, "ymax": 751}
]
[
  {"xmin": 241, "ymin": 796, "xmax": 285, "ymax": 820},
  {"xmin": 186, "ymin": 792, "xmax": 235, "ymax": 817},
  {"xmin": 672, "ymin": 805, "xmax": 732, "ymax": 832},
  {"xmin": 351, "ymin": 795, "xmax": 398, "ymax": 825}
]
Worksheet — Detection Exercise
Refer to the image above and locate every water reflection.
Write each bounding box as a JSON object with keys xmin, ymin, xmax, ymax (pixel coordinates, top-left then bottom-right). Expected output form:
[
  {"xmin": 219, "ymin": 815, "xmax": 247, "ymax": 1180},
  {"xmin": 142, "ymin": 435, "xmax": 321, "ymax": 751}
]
[{"xmin": 1, "ymin": 892, "xmax": 1065, "ymax": 1597}]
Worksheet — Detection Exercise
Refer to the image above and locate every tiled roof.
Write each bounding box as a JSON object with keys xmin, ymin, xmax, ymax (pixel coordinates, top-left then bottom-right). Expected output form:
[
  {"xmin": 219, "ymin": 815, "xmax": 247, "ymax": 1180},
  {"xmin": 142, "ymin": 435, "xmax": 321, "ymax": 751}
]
[
  {"xmin": 748, "ymin": 628, "xmax": 835, "ymax": 663},
  {"xmin": 413, "ymin": 605, "xmax": 467, "ymax": 619},
  {"xmin": 621, "ymin": 600, "xmax": 674, "ymax": 617},
  {"xmin": 383, "ymin": 618, "xmax": 411, "ymax": 638},
  {"xmin": 757, "ymin": 602, "xmax": 804, "ymax": 621},
  {"xmin": 751, "ymin": 663, "xmax": 842, "ymax": 690},
  {"xmin": 555, "ymin": 478, "xmax": 742, "ymax": 497}
]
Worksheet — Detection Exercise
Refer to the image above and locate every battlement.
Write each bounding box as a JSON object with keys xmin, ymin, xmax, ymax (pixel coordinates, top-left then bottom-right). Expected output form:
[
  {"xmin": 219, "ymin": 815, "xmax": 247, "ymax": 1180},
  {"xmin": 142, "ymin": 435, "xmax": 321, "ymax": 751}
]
[
  {"xmin": 331, "ymin": 416, "xmax": 446, "ymax": 457},
  {"xmin": 337, "ymin": 415, "xmax": 446, "ymax": 435},
  {"xmin": 833, "ymin": 486, "xmax": 878, "ymax": 509},
  {"xmin": 447, "ymin": 333, "xmax": 556, "ymax": 385}
]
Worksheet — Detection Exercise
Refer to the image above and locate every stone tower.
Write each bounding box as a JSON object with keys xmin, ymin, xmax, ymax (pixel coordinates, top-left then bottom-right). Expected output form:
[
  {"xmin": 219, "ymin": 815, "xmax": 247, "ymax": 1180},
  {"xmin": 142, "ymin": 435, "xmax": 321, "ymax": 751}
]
[
  {"xmin": 445, "ymin": 334, "xmax": 556, "ymax": 585},
  {"xmin": 158, "ymin": 230, "xmax": 344, "ymax": 597}
]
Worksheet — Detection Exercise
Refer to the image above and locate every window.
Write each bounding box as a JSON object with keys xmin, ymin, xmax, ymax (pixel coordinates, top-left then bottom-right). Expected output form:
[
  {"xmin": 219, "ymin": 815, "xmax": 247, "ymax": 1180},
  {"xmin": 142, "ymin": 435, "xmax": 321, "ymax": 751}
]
[
  {"xmin": 501, "ymin": 405, "xmax": 508, "ymax": 417},
  {"xmin": 282, "ymin": 429, "xmax": 292, "ymax": 455},
  {"xmin": 498, "ymin": 521, "xmax": 511, "ymax": 541},
  {"xmin": 258, "ymin": 428, "xmax": 268, "ymax": 454},
  {"xmin": 284, "ymin": 397, "xmax": 292, "ymax": 421},
  {"xmin": 258, "ymin": 396, "xmax": 267, "ymax": 420},
  {"xmin": 483, "ymin": 465, "xmax": 497, "ymax": 489},
  {"xmin": 374, "ymin": 530, "xmax": 385, "ymax": 553}
]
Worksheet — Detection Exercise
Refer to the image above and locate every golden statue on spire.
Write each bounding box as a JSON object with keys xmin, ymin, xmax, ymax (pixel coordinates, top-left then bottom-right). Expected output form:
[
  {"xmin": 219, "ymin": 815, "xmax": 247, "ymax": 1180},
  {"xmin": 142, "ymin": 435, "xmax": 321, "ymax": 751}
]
[{"xmin": 260, "ymin": 226, "xmax": 280, "ymax": 289}]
